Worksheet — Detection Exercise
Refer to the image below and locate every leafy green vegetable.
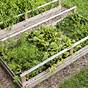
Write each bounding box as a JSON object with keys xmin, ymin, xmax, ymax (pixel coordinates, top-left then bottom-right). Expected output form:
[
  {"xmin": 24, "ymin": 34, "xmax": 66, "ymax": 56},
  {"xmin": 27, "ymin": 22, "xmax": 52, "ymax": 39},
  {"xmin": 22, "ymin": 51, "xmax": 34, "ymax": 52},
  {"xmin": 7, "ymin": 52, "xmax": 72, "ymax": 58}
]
[{"xmin": 56, "ymin": 14, "xmax": 88, "ymax": 41}]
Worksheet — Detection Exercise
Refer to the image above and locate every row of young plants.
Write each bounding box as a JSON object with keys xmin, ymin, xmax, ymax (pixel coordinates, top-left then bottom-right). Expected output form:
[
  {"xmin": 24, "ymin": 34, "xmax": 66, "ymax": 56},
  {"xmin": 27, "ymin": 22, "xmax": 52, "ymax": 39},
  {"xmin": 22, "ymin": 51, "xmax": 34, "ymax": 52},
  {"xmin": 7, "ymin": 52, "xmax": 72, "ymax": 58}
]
[
  {"xmin": 0, "ymin": 13, "xmax": 88, "ymax": 81},
  {"xmin": 0, "ymin": 0, "xmax": 57, "ymax": 29}
]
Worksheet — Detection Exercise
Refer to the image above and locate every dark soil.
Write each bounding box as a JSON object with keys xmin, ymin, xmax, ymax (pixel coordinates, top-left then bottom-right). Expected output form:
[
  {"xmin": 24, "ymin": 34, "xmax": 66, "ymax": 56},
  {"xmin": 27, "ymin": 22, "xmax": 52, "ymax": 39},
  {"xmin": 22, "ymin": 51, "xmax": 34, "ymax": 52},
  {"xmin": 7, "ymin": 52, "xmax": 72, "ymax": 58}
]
[{"xmin": 0, "ymin": 65, "xmax": 16, "ymax": 88}]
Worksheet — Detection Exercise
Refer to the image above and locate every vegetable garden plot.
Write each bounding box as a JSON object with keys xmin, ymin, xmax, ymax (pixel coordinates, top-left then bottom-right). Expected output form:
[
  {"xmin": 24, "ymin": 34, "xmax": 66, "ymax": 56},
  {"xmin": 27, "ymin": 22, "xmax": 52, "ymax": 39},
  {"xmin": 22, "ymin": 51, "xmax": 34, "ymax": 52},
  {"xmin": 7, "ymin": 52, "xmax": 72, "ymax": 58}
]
[
  {"xmin": 0, "ymin": 0, "xmax": 59, "ymax": 29},
  {"xmin": 0, "ymin": 0, "xmax": 76, "ymax": 41},
  {"xmin": 0, "ymin": 6, "xmax": 76, "ymax": 41},
  {"xmin": 0, "ymin": 14, "xmax": 88, "ymax": 88}
]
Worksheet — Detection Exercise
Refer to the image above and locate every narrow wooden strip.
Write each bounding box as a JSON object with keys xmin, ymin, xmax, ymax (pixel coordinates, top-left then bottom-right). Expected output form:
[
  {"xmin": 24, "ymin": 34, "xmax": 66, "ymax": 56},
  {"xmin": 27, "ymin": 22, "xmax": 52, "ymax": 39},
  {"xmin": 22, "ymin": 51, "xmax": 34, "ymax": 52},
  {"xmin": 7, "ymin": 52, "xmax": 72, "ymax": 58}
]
[
  {"xmin": 70, "ymin": 48, "xmax": 74, "ymax": 55},
  {"xmin": 21, "ymin": 76, "xmax": 26, "ymax": 87},
  {"xmin": 0, "ymin": 58, "xmax": 15, "ymax": 78}
]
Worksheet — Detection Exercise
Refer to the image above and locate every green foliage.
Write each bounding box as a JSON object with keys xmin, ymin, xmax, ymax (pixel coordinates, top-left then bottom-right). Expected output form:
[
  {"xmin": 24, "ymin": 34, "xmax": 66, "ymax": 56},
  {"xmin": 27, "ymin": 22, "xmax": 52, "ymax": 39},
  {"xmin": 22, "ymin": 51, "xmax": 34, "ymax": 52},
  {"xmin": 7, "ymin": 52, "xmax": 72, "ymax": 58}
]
[
  {"xmin": 0, "ymin": 0, "xmax": 57, "ymax": 29},
  {"xmin": 13, "ymin": 76, "xmax": 20, "ymax": 83},
  {"xmin": 1, "ymin": 26, "xmax": 73, "ymax": 78},
  {"xmin": 28, "ymin": 26, "xmax": 73, "ymax": 61},
  {"xmin": 56, "ymin": 14, "xmax": 88, "ymax": 41},
  {"xmin": 62, "ymin": 0, "xmax": 88, "ymax": 18},
  {"xmin": 59, "ymin": 67, "xmax": 88, "ymax": 88},
  {"xmin": 49, "ymin": 64, "xmax": 57, "ymax": 73}
]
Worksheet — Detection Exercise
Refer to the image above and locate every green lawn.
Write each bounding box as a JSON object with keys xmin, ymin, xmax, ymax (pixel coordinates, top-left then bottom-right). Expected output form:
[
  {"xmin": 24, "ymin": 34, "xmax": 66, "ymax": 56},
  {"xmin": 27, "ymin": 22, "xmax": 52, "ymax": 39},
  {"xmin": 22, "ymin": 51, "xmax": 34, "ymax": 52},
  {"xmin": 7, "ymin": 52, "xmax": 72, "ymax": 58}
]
[
  {"xmin": 59, "ymin": 67, "xmax": 88, "ymax": 88},
  {"xmin": 63, "ymin": 0, "xmax": 88, "ymax": 18}
]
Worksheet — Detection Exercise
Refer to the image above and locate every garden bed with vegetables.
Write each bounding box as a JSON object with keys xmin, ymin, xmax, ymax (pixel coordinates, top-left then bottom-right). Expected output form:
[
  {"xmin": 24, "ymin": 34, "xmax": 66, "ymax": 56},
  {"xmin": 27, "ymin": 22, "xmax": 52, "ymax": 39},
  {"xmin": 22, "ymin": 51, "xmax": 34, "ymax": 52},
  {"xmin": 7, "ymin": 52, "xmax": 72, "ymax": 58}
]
[
  {"xmin": 0, "ymin": 0, "xmax": 59, "ymax": 29},
  {"xmin": 0, "ymin": 0, "xmax": 77, "ymax": 42},
  {"xmin": 0, "ymin": 25, "xmax": 73, "ymax": 79},
  {"xmin": 0, "ymin": 0, "xmax": 53, "ymax": 29},
  {"xmin": 0, "ymin": 13, "xmax": 88, "ymax": 88}
]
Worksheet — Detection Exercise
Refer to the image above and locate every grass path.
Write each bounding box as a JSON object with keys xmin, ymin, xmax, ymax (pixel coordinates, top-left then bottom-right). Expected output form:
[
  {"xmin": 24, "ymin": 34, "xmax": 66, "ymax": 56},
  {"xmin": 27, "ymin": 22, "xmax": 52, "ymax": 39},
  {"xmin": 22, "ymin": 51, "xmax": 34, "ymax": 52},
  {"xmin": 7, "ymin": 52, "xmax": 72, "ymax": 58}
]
[{"xmin": 59, "ymin": 66, "xmax": 88, "ymax": 88}]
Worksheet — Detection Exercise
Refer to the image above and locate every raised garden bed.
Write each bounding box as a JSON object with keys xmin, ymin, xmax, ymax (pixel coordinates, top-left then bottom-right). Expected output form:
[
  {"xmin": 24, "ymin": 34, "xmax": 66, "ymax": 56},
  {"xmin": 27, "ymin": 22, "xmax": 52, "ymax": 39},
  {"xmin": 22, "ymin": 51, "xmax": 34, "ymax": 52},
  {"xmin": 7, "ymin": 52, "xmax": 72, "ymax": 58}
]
[
  {"xmin": 0, "ymin": 0, "xmax": 59, "ymax": 29},
  {"xmin": 0, "ymin": 13, "xmax": 88, "ymax": 88},
  {"xmin": 0, "ymin": 0, "xmax": 60, "ymax": 29},
  {"xmin": 0, "ymin": 0, "xmax": 76, "ymax": 41}
]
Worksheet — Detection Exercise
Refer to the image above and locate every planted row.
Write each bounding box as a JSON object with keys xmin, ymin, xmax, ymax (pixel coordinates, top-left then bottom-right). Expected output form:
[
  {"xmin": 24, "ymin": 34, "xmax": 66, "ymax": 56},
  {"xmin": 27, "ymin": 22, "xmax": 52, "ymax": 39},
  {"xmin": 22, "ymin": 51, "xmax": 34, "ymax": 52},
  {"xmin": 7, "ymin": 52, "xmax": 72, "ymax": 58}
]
[{"xmin": 0, "ymin": 0, "xmax": 57, "ymax": 29}]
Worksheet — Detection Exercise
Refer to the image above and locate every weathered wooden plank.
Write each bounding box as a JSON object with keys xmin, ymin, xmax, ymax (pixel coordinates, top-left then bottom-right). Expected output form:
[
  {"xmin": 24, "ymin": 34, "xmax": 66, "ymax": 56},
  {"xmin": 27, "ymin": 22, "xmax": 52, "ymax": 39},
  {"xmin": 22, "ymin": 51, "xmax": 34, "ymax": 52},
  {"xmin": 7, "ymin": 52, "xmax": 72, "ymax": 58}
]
[{"xmin": 25, "ymin": 45, "xmax": 88, "ymax": 88}]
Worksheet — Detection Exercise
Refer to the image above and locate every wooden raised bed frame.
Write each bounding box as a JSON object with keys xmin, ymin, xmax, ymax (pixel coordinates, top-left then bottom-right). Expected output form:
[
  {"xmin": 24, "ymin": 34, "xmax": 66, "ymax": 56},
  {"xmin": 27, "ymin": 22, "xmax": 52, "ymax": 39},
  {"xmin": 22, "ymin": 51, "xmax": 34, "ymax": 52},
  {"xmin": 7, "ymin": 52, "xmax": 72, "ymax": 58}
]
[
  {"xmin": 0, "ymin": 36, "xmax": 88, "ymax": 88},
  {"xmin": 20, "ymin": 36, "xmax": 88, "ymax": 88}
]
